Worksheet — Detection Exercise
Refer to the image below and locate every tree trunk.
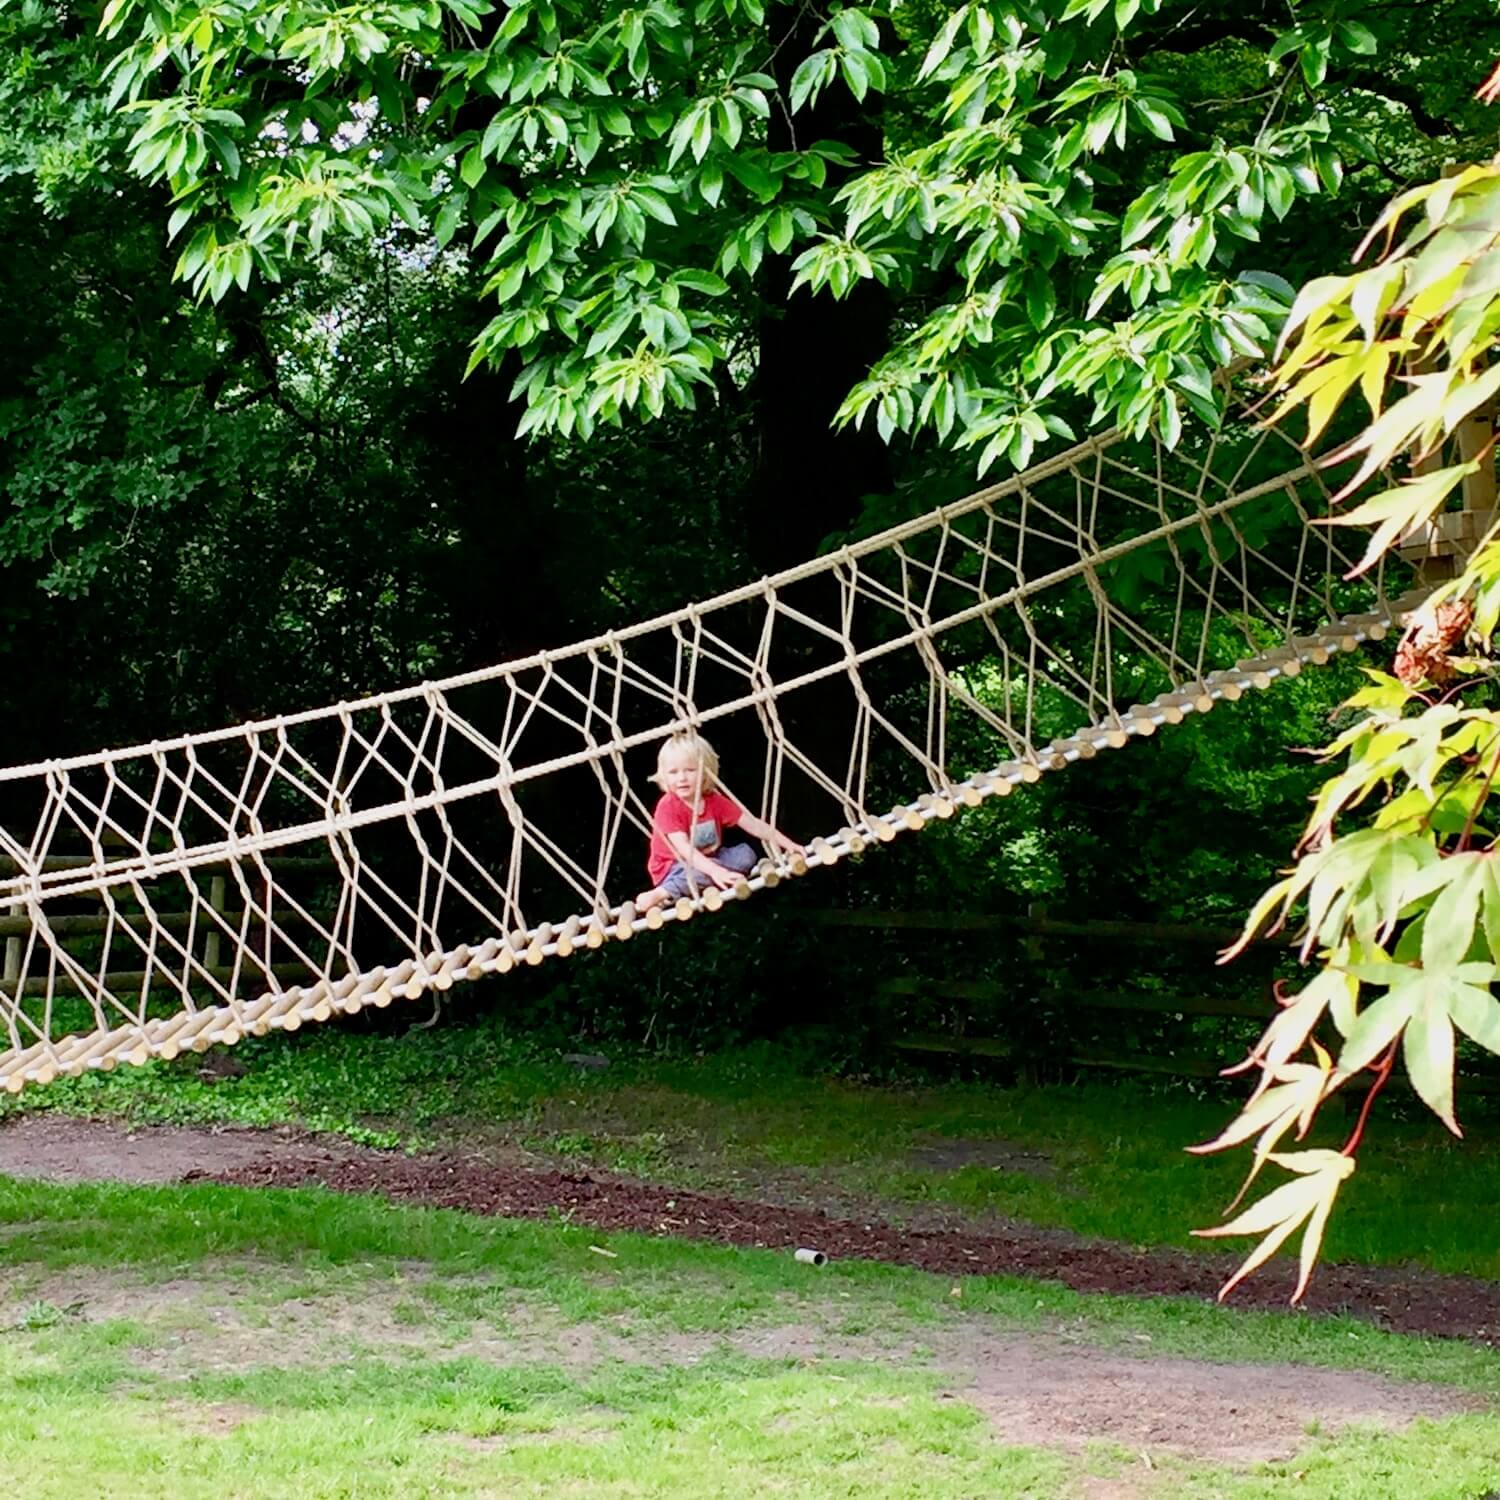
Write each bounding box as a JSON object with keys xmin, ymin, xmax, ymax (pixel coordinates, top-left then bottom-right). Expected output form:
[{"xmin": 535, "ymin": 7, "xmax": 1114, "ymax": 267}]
[{"xmin": 746, "ymin": 2, "xmax": 893, "ymax": 575}]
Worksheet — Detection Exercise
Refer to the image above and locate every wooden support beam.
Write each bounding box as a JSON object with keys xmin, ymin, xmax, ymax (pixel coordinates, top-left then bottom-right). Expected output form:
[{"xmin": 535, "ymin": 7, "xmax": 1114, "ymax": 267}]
[
  {"xmin": 1460, "ymin": 405, "xmax": 1497, "ymax": 514},
  {"xmin": 1397, "ymin": 388, "xmax": 1497, "ymax": 583}
]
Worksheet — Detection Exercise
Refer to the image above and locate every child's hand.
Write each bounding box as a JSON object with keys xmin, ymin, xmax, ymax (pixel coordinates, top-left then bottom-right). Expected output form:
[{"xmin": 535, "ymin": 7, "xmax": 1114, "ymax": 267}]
[{"xmin": 706, "ymin": 862, "xmax": 742, "ymax": 890}]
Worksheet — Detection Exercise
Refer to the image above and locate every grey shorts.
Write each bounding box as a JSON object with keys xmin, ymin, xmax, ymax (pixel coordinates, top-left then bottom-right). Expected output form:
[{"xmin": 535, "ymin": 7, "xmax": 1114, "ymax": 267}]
[{"xmin": 658, "ymin": 842, "xmax": 757, "ymax": 897}]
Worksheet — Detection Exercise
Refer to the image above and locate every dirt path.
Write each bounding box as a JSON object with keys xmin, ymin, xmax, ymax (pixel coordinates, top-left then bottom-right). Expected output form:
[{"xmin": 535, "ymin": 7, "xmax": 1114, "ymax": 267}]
[
  {"xmin": 0, "ymin": 1255, "xmax": 1484, "ymax": 1470},
  {"xmin": 3, "ymin": 1115, "xmax": 1497, "ymax": 1346},
  {"xmin": 3, "ymin": 1115, "xmax": 1495, "ymax": 1476},
  {"xmin": 0, "ymin": 1116, "xmax": 374, "ymax": 1184}
]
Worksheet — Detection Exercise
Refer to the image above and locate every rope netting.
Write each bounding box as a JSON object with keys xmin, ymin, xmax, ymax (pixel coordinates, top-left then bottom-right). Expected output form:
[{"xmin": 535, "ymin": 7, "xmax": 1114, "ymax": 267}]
[{"xmin": 0, "ymin": 417, "xmax": 1419, "ymax": 1089}]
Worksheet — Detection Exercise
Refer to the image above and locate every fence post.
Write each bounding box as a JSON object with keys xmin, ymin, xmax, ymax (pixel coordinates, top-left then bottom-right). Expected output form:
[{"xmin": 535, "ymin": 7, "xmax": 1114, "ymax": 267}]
[
  {"xmin": 1024, "ymin": 902, "xmax": 1047, "ymax": 963},
  {"xmin": 204, "ymin": 873, "xmax": 226, "ymax": 971},
  {"xmin": 3, "ymin": 902, "xmax": 20, "ymax": 991}
]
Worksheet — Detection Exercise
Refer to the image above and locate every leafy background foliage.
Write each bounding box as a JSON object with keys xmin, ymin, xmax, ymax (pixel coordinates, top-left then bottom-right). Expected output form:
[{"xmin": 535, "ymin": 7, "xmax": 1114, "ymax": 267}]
[
  {"xmin": 3, "ymin": 0, "xmax": 1500, "ymax": 1300},
  {"xmin": 86, "ymin": 0, "xmax": 1496, "ymax": 471}
]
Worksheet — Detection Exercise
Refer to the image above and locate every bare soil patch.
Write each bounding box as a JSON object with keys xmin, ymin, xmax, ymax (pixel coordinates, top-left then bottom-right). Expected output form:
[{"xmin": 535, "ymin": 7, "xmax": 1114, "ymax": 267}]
[
  {"xmin": 0, "ymin": 1263, "xmax": 606, "ymax": 1375},
  {"xmin": 710, "ymin": 1322, "xmax": 1483, "ymax": 1462},
  {"xmin": 0, "ymin": 1262, "xmax": 1479, "ymax": 1466},
  {"xmin": 3, "ymin": 1115, "xmax": 1498, "ymax": 1346},
  {"xmin": 943, "ymin": 1338, "xmax": 1475, "ymax": 1464},
  {"xmin": 161, "ymin": 1399, "xmax": 264, "ymax": 1437},
  {"xmin": 907, "ymin": 1135, "xmax": 1056, "ymax": 1176},
  {"xmin": 0, "ymin": 1115, "xmax": 367, "ymax": 1185}
]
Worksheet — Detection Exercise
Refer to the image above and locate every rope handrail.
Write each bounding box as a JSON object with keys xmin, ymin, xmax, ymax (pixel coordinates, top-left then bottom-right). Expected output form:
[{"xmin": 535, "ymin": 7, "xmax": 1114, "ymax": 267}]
[
  {"xmin": 0, "ymin": 411, "xmax": 1414, "ymax": 1092},
  {"xmin": 0, "ymin": 435, "xmax": 1125, "ymax": 786},
  {"xmin": 0, "ymin": 458, "xmax": 1322, "ymax": 904}
]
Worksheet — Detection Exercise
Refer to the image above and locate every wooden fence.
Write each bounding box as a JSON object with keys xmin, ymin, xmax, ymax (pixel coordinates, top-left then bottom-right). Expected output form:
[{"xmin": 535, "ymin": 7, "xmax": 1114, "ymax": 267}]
[
  {"xmin": 794, "ymin": 906, "xmax": 1498, "ymax": 1095},
  {"xmin": 1, "ymin": 835, "xmax": 338, "ymax": 1048},
  {"xmin": 794, "ymin": 904, "xmax": 1275, "ymax": 1081}
]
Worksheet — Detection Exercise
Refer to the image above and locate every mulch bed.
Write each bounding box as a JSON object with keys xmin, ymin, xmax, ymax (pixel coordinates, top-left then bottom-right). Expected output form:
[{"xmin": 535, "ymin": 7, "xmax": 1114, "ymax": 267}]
[{"xmin": 194, "ymin": 1149, "xmax": 1500, "ymax": 1346}]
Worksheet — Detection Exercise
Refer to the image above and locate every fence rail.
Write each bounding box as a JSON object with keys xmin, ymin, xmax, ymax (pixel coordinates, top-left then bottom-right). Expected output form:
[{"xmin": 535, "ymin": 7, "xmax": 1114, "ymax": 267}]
[
  {"xmin": 800, "ymin": 903, "xmax": 1282, "ymax": 1086},
  {"xmin": 800, "ymin": 905, "xmax": 1500, "ymax": 1095},
  {"xmin": 795, "ymin": 905, "xmax": 1274, "ymax": 948}
]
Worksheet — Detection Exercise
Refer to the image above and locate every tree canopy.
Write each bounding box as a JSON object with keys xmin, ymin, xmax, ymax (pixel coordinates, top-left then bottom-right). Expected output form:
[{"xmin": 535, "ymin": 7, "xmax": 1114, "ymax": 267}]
[{"xmin": 86, "ymin": 0, "xmax": 1496, "ymax": 474}]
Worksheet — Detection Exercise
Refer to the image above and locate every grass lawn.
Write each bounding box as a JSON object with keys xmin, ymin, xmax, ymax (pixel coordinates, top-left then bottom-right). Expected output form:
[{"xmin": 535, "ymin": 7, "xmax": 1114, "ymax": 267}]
[
  {"xmin": 3, "ymin": 1173, "xmax": 1499, "ymax": 1499},
  {"xmin": 7, "ymin": 1013, "xmax": 1498, "ymax": 1281}
]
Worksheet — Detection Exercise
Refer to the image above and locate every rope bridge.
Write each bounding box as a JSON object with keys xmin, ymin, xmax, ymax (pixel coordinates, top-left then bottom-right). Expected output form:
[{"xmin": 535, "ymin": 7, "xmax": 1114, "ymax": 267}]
[{"xmin": 0, "ymin": 417, "xmax": 1419, "ymax": 1091}]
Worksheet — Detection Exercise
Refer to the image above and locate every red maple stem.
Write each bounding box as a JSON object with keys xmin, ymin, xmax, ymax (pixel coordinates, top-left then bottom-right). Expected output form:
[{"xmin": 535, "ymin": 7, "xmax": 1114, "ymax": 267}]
[
  {"xmin": 1342, "ymin": 1042, "xmax": 1398, "ymax": 1157},
  {"xmin": 1457, "ymin": 738, "xmax": 1500, "ymax": 852}
]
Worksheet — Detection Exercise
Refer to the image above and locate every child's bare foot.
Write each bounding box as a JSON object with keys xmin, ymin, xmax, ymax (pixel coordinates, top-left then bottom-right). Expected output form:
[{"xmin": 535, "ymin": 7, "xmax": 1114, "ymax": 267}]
[{"xmin": 636, "ymin": 885, "xmax": 669, "ymax": 911}]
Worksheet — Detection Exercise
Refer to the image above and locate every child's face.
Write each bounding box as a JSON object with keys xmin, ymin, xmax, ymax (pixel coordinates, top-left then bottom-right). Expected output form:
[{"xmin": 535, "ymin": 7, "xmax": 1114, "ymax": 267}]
[{"xmin": 659, "ymin": 746, "xmax": 705, "ymax": 803}]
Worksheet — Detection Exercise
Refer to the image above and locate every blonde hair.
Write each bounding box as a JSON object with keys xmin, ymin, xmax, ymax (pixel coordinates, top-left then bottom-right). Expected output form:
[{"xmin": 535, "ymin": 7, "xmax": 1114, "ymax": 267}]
[{"xmin": 652, "ymin": 732, "xmax": 719, "ymax": 792}]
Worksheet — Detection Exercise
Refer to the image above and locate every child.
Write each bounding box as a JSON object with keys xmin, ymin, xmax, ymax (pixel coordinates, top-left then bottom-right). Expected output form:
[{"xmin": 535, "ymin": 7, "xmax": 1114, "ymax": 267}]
[{"xmin": 637, "ymin": 732, "xmax": 805, "ymax": 910}]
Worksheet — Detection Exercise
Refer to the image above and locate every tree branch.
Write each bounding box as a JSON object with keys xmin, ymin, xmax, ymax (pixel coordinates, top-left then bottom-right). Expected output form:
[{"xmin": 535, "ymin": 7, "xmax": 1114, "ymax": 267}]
[{"xmin": 1342, "ymin": 70, "xmax": 1454, "ymax": 138}]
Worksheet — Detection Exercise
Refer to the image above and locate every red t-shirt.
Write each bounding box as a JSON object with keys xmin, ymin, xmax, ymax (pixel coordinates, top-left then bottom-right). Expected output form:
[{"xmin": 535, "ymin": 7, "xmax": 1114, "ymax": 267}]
[{"xmin": 647, "ymin": 790, "xmax": 744, "ymax": 883}]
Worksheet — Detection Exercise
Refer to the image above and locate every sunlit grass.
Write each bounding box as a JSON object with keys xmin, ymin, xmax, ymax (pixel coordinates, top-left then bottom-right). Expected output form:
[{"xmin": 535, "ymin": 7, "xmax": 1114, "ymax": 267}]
[{"xmin": 3, "ymin": 1175, "xmax": 1499, "ymax": 1499}]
